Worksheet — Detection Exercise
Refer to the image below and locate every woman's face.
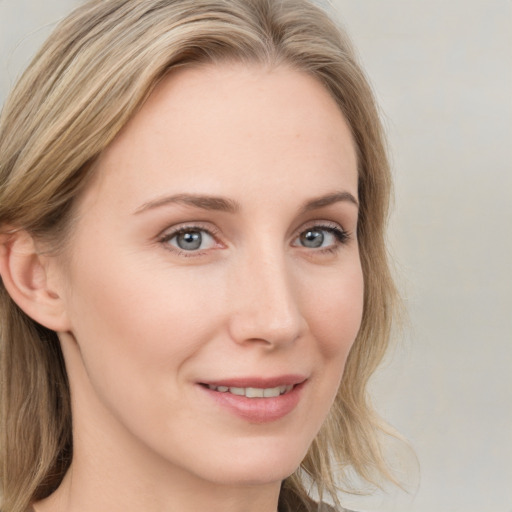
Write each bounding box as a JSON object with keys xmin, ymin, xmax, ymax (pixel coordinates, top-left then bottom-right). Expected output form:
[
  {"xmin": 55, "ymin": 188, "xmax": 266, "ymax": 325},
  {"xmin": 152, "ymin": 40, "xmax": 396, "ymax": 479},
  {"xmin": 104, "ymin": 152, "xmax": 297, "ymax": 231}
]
[{"xmin": 56, "ymin": 63, "xmax": 363, "ymax": 487}]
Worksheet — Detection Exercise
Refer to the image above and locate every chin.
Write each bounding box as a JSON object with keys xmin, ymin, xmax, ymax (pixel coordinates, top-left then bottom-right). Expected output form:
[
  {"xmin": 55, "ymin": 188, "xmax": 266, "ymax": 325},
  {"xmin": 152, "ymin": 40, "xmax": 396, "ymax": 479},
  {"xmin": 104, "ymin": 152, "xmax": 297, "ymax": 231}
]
[{"xmin": 186, "ymin": 437, "xmax": 309, "ymax": 487}]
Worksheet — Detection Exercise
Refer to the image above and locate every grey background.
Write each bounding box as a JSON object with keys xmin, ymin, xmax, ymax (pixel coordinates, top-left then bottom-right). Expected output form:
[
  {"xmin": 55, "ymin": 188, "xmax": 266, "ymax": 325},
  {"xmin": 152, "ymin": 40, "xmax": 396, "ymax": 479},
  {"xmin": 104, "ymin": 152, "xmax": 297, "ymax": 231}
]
[{"xmin": 1, "ymin": 1, "xmax": 511, "ymax": 511}]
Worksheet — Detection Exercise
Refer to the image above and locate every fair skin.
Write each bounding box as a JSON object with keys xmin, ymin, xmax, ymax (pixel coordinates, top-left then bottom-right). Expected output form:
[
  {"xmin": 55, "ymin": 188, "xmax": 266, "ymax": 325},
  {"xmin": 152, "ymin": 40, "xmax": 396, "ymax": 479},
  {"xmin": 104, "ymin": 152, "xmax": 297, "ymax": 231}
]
[{"xmin": 2, "ymin": 63, "xmax": 363, "ymax": 512}]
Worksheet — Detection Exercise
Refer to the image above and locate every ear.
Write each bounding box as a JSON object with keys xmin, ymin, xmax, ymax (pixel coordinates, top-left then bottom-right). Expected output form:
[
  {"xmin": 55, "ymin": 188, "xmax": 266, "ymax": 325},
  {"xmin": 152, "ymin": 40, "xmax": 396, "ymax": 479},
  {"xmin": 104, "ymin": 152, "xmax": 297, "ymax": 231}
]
[{"xmin": 0, "ymin": 230, "xmax": 71, "ymax": 332}]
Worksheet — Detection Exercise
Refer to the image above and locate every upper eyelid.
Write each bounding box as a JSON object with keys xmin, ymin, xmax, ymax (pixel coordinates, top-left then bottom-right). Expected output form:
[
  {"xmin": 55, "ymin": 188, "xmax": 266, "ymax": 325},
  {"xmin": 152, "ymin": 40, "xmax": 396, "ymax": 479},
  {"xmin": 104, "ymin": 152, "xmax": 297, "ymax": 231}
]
[
  {"xmin": 294, "ymin": 219, "xmax": 347, "ymax": 236},
  {"xmin": 293, "ymin": 224, "xmax": 349, "ymax": 244},
  {"xmin": 302, "ymin": 220, "xmax": 343, "ymax": 229},
  {"xmin": 158, "ymin": 222, "xmax": 220, "ymax": 240}
]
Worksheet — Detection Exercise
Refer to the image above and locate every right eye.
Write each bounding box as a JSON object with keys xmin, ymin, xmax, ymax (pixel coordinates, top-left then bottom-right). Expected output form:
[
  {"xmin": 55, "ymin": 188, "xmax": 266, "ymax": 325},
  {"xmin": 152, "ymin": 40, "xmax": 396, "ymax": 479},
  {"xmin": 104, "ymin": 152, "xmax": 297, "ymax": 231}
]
[{"xmin": 160, "ymin": 227, "xmax": 217, "ymax": 253}]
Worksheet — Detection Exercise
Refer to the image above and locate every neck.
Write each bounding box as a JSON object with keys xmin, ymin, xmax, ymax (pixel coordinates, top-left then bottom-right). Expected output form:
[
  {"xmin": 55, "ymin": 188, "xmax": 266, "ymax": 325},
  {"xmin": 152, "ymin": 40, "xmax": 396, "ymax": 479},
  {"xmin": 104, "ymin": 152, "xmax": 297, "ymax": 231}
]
[
  {"xmin": 33, "ymin": 423, "xmax": 282, "ymax": 512},
  {"xmin": 34, "ymin": 467, "xmax": 281, "ymax": 512}
]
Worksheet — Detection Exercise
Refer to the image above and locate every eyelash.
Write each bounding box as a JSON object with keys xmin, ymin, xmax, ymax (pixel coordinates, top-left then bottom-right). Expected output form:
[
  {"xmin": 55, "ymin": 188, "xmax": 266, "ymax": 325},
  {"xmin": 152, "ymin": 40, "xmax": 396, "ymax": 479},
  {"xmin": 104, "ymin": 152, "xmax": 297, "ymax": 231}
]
[{"xmin": 158, "ymin": 222, "xmax": 351, "ymax": 257}]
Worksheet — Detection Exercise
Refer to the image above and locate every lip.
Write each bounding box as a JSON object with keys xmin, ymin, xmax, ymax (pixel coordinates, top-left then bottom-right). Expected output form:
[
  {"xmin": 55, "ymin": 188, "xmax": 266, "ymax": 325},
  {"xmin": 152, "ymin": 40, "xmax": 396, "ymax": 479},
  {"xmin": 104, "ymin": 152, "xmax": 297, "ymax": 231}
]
[
  {"xmin": 198, "ymin": 375, "xmax": 307, "ymax": 423},
  {"xmin": 201, "ymin": 375, "xmax": 306, "ymax": 389}
]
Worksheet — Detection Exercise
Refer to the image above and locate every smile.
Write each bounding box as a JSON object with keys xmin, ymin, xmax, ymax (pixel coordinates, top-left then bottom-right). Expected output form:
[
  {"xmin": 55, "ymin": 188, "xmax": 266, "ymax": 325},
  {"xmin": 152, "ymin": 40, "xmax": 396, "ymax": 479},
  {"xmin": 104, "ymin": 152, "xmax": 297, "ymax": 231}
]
[
  {"xmin": 200, "ymin": 379, "xmax": 305, "ymax": 423},
  {"xmin": 206, "ymin": 384, "xmax": 294, "ymax": 398}
]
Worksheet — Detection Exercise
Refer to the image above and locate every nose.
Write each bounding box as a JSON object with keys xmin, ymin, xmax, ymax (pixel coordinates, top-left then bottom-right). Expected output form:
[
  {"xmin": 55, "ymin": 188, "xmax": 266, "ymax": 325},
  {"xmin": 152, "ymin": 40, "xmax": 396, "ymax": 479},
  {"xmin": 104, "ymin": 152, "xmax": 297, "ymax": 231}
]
[{"xmin": 227, "ymin": 250, "xmax": 306, "ymax": 349}]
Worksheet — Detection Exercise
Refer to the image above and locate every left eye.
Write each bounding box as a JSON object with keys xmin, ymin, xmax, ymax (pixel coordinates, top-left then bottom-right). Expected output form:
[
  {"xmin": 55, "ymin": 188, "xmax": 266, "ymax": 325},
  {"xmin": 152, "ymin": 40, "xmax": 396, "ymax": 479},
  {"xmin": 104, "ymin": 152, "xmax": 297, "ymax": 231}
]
[
  {"xmin": 164, "ymin": 228, "xmax": 216, "ymax": 251},
  {"xmin": 294, "ymin": 226, "xmax": 346, "ymax": 249}
]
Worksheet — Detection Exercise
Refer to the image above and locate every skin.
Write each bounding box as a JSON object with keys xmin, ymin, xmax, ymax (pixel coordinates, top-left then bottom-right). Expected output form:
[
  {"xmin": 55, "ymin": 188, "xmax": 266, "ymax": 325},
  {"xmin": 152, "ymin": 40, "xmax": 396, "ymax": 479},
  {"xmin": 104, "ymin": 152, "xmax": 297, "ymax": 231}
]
[{"xmin": 31, "ymin": 63, "xmax": 363, "ymax": 512}]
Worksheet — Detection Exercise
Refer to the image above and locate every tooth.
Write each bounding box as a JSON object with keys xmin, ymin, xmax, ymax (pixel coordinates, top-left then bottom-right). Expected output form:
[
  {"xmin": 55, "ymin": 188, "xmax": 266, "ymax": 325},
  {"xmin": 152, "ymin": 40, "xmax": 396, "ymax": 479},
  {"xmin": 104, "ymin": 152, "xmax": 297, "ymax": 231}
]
[
  {"xmin": 246, "ymin": 387, "xmax": 264, "ymax": 398},
  {"xmin": 220, "ymin": 385, "xmax": 294, "ymax": 398},
  {"xmin": 208, "ymin": 384, "xmax": 216, "ymax": 390},
  {"xmin": 263, "ymin": 386, "xmax": 281, "ymax": 398}
]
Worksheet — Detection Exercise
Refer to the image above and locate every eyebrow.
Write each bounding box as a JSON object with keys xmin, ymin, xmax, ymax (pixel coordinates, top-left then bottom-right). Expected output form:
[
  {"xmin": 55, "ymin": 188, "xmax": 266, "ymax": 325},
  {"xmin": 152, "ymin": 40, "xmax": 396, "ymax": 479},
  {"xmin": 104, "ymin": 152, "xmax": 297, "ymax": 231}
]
[
  {"xmin": 134, "ymin": 193, "xmax": 240, "ymax": 214},
  {"xmin": 299, "ymin": 191, "xmax": 359, "ymax": 213},
  {"xmin": 133, "ymin": 190, "xmax": 358, "ymax": 215}
]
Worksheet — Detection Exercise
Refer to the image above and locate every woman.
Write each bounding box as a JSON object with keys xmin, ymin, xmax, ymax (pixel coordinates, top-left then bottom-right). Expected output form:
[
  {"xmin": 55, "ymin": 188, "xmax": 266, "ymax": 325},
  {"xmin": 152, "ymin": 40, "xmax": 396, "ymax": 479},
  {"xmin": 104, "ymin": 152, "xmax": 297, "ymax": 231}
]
[{"xmin": 0, "ymin": 1, "xmax": 398, "ymax": 511}]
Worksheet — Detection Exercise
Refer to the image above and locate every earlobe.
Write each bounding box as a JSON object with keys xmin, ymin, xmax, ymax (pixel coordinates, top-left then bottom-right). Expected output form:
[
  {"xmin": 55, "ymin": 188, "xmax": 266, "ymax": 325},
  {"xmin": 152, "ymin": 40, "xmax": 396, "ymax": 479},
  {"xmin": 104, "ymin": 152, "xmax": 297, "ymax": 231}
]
[{"xmin": 0, "ymin": 230, "xmax": 71, "ymax": 332}]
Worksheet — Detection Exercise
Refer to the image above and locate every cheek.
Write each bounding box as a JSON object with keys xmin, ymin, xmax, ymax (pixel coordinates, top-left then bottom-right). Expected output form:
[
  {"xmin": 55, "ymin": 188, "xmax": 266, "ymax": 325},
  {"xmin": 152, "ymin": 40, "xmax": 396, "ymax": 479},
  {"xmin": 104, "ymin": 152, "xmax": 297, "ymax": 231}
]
[
  {"xmin": 64, "ymin": 251, "xmax": 225, "ymax": 390},
  {"xmin": 302, "ymin": 262, "xmax": 364, "ymax": 361}
]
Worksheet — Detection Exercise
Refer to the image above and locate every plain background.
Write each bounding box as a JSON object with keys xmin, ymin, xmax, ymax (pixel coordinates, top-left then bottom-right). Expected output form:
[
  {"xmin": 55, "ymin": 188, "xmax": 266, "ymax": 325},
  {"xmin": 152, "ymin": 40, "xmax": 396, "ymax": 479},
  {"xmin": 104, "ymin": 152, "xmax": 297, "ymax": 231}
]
[{"xmin": 1, "ymin": 1, "xmax": 511, "ymax": 511}]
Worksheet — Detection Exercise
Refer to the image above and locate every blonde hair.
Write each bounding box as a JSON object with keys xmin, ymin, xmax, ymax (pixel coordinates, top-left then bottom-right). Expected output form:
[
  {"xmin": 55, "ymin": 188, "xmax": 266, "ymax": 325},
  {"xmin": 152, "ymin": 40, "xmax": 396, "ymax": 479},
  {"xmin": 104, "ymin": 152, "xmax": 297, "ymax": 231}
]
[{"xmin": 0, "ymin": 1, "xmax": 398, "ymax": 511}]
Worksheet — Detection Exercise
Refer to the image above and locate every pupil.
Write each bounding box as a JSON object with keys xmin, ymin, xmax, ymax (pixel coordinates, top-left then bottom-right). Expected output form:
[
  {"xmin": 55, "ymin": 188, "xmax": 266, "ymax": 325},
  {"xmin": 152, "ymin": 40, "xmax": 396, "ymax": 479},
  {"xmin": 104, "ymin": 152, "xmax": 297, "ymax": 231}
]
[
  {"xmin": 301, "ymin": 230, "xmax": 324, "ymax": 248},
  {"xmin": 177, "ymin": 231, "xmax": 202, "ymax": 250}
]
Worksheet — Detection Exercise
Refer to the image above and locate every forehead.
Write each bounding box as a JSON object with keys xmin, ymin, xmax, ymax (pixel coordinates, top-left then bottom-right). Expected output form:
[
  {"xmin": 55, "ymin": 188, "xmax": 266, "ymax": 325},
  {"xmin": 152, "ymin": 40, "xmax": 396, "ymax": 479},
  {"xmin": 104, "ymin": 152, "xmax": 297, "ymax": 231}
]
[{"xmin": 84, "ymin": 62, "xmax": 358, "ymax": 211}]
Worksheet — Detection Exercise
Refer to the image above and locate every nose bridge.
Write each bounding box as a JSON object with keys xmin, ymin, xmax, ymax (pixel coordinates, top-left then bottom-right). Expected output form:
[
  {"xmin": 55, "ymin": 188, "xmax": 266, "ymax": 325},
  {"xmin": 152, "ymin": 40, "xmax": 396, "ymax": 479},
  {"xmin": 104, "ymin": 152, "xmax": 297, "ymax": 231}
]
[{"xmin": 228, "ymin": 244, "xmax": 304, "ymax": 347}]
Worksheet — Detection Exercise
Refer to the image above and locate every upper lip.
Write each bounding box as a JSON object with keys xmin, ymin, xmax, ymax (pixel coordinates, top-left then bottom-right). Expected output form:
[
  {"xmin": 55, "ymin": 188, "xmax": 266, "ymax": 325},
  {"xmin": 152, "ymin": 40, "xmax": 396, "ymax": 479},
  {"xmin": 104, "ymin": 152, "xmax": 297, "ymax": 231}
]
[{"xmin": 200, "ymin": 375, "xmax": 307, "ymax": 388}]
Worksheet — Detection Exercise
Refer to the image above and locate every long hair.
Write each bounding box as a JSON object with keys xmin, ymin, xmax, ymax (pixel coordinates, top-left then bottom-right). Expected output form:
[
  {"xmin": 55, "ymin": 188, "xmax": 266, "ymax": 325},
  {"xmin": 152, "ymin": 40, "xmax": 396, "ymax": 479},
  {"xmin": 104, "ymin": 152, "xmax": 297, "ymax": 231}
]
[{"xmin": 0, "ymin": 1, "xmax": 398, "ymax": 511}]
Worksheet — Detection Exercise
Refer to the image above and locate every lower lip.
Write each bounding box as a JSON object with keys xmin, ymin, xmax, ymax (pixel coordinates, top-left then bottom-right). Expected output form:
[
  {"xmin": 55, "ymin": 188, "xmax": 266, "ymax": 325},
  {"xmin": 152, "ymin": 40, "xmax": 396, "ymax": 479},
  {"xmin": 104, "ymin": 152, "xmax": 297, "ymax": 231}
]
[{"xmin": 199, "ymin": 382, "xmax": 305, "ymax": 423}]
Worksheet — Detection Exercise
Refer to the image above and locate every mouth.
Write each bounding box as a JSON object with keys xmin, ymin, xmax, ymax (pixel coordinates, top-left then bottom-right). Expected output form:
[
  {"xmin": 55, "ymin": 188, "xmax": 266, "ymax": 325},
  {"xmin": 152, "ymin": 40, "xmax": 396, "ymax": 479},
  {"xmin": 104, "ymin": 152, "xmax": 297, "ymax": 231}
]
[
  {"xmin": 197, "ymin": 376, "xmax": 306, "ymax": 422},
  {"xmin": 202, "ymin": 383, "xmax": 294, "ymax": 398}
]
